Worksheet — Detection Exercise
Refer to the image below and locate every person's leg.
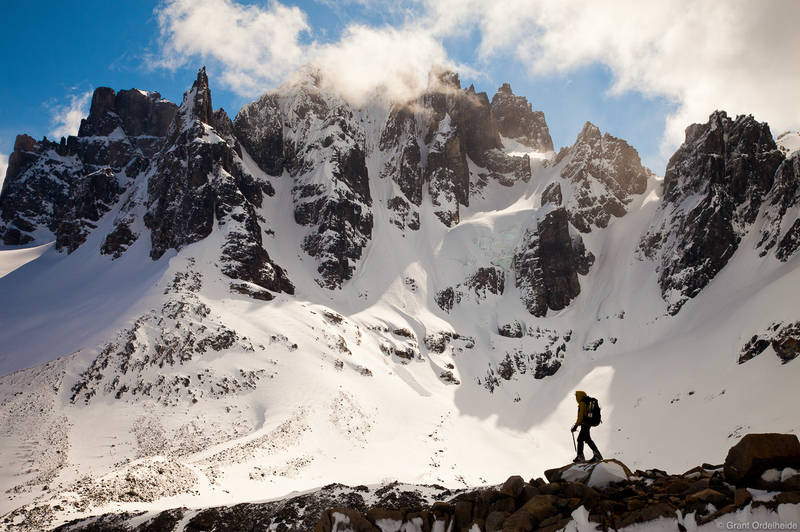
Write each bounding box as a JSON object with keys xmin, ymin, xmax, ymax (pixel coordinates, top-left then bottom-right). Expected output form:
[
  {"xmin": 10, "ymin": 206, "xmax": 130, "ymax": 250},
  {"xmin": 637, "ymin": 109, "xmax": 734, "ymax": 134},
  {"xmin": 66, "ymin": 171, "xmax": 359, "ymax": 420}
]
[
  {"xmin": 576, "ymin": 426, "xmax": 588, "ymax": 460},
  {"xmin": 584, "ymin": 427, "xmax": 602, "ymax": 460}
]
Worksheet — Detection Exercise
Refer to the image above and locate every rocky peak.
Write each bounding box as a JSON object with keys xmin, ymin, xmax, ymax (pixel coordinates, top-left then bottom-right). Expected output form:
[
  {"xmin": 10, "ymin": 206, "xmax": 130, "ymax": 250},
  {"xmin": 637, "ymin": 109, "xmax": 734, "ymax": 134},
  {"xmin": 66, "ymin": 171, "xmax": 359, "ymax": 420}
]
[
  {"xmin": 491, "ymin": 84, "xmax": 554, "ymax": 152},
  {"xmin": 176, "ymin": 67, "xmax": 214, "ymax": 127},
  {"xmin": 78, "ymin": 87, "xmax": 116, "ymax": 137},
  {"xmin": 1, "ymin": 83, "xmax": 180, "ymax": 250},
  {"xmin": 576, "ymin": 121, "xmax": 601, "ymax": 143},
  {"xmin": 144, "ymin": 69, "xmax": 293, "ymax": 298},
  {"xmin": 78, "ymin": 87, "xmax": 177, "ymax": 139},
  {"xmin": 381, "ymin": 71, "xmax": 531, "ymax": 227},
  {"xmin": 663, "ymin": 111, "xmax": 780, "ymax": 206},
  {"xmin": 640, "ymin": 110, "xmax": 786, "ymax": 314},
  {"xmin": 233, "ymin": 93, "xmax": 284, "ymax": 176},
  {"xmin": 497, "ymin": 82, "xmax": 513, "ymax": 95},
  {"xmin": 427, "ymin": 66, "xmax": 461, "ymax": 91},
  {"xmin": 555, "ymin": 122, "xmax": 650, "ymax": 232}
]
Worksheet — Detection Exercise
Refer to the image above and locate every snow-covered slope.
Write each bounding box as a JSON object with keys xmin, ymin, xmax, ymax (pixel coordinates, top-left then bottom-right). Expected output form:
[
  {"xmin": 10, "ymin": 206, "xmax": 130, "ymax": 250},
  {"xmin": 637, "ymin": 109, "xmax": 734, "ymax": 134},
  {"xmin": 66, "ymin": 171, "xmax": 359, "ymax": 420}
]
[{"xmin": 0, "ymin": 68, "xmax": 798, "ymax": 530}]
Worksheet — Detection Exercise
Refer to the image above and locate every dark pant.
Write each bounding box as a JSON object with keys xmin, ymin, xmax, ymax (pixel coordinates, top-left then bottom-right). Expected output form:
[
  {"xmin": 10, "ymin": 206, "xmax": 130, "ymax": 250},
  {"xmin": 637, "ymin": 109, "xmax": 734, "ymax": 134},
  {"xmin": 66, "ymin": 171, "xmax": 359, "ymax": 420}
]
[{"xmin": 577, "ymin": 424, "xmax": 600, "ymax": 457}]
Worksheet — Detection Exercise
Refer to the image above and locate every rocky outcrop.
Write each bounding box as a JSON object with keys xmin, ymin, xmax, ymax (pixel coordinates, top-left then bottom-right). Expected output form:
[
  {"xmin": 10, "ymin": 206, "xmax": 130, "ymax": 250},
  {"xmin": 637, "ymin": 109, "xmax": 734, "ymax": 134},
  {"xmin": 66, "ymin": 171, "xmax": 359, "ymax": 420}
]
[
  {"xmin": 757, "ymin": 151, "xmax": 800, "ymax": 261},
  {"xmin": 555, "ymin": 122, "xmax": 650, "ymax": 233},
  {"xmin": 233, "ymin": 93, "xmax": 284, "ymax": 176},
  {"xmin": 480, "ymin": 327, "xmax": 569, "ymax": 392},
  {"xmin": 514, "ymin": 206, "xmax": 594, "ymax": 317},
  {"xmin": 78, "ymin": 87, "xmax": 176, "ymax": 154},
  {"xmin": 145, "ymin": 68, "xmax": 293, "ymax": 297},
  {"xmin": 435, "ymin": 267, "xmax": 505, "ymax": 312},
  {"xmin": 276, "ymin": 71, "xmax": 373, "ymax": 289},
  {"xmin": 380, "ymin": 70, "xmax": 533, "ymax": 228},
  {"xmin": 311, "ymin": 434, "xmax": 800, "ymax": 532},
  {"xmin": 34, "ymin": 433, "xmax": 800, "ymax": 531},
  {"xmin": 639, "ymin": 111, "xmax": 785, "ymax": 314},
  {"xmin": 739, "ymin": 321, "xmax": 800, "ymax": 364},
  {"xmin": 0, "ymin": 87, "xmax": 178, "ymax": 250},
  {"xmin": 54, "ymin": 482, "xmax": 455, "ymax": 532},
  {"xmin": 491, "ymin": 83, "xmax": 553, "ymax": 152},
  {"xmin": 233, "ymin": 68, "xmax": 375, "ymax": 289}
]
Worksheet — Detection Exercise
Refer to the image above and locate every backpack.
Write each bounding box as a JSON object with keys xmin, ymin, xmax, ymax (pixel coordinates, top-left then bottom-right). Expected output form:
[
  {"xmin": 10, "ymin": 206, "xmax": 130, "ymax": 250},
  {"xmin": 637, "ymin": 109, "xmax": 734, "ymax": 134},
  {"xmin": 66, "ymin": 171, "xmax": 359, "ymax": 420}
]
[{"xmin": 583, "ymin": 396, "xmax": 602, "ymax": 426}]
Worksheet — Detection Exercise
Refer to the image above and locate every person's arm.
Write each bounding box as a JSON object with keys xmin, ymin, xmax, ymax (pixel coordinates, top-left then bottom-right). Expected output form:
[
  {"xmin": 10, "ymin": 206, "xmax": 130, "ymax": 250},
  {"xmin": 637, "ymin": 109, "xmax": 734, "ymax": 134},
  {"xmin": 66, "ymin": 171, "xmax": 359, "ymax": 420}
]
[{"xmin": 572, "ymin": 401, "xmax": 586, "ymax": 430}]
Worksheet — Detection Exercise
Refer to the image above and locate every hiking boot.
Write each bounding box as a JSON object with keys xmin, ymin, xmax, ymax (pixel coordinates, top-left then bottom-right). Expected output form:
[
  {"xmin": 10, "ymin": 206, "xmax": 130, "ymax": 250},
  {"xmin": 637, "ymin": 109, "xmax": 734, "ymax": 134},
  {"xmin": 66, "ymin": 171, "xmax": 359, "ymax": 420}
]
[
  {"xmin": 573, "ymin": 455, "xmax": 585, "ymax": 463},
  {"xmin": 588, "ymin": 454, "xmax": 603, "ymax": 463}
]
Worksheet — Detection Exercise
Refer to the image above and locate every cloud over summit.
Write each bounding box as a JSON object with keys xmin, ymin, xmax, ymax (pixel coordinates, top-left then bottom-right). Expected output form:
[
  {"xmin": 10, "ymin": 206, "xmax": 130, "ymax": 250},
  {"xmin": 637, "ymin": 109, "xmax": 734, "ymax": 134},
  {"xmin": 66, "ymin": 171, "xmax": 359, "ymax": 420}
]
[{"xmin": 154, "ymin": 0, "xmax": 800, "ymax": 158}]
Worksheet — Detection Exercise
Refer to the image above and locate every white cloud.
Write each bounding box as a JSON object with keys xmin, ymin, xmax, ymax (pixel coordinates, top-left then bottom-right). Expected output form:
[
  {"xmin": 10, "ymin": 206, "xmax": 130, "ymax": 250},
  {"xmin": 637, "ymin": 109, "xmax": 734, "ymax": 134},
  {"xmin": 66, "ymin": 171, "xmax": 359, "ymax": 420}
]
[
  {"xmin": 49, "ymin": 91, "xmax": 92, "ymax": 139},
  {"xmin": 154, "ymin": 0, "xmax": 461, "ymax": 103},
  {"xmin": 428, "ymin": 0, "xmax": 800, "ymax": 156},
  {"xmin": 154, "ymin": 0, "xmax": 310, "ymax": 96},
  {"xmin": 310, "ymin": 24, "xmax": 456, "ymax": 105},
  {"xmin": 0, "ymin": 152, "xmax": 8, "ymax": 193},
  {"xmin": 154, "ymin": 0, "xmax": 800, "ymax": 157}
]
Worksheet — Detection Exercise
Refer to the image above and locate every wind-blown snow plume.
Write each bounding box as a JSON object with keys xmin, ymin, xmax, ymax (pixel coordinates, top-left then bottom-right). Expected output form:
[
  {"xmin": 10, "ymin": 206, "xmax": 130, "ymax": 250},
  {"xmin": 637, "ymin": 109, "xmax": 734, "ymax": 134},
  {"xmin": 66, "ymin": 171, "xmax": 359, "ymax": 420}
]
[{"xmin": 49, "ymin": 91, "xmax": 92, "ymax": 139}]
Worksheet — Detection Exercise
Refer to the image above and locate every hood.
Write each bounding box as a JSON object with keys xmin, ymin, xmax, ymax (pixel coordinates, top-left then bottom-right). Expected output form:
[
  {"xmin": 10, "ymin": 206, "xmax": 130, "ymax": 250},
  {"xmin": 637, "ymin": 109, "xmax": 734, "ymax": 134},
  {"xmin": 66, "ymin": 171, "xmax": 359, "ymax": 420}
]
[{"xmin": 575, "ymin": 390, "xmax": 586, "ymax": 402}]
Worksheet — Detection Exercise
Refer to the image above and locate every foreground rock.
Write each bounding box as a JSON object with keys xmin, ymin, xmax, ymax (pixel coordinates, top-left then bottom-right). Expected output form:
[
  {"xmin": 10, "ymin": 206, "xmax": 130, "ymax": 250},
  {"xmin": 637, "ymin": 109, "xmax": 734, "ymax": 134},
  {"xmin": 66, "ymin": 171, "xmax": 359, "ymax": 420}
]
[{"xmin": 43, "ymin": 434, "xmax": 800, "ymax": 532}]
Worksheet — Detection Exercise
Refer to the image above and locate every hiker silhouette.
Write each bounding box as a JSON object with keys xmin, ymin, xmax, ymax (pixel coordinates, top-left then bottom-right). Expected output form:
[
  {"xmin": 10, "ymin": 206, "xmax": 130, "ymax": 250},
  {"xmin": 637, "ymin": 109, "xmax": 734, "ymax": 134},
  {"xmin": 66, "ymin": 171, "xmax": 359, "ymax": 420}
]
[{"xmin": 571, "ymin": 390, "xmax": 603, "ymax": 463}]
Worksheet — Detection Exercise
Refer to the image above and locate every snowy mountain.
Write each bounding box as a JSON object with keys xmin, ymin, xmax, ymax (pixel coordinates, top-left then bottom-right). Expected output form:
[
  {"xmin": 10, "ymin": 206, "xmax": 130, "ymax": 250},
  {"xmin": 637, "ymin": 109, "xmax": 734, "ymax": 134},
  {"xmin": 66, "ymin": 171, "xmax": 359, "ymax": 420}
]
[{"xmin": 0, "ymin": 67, "xmax": 798, "ymax": 530}]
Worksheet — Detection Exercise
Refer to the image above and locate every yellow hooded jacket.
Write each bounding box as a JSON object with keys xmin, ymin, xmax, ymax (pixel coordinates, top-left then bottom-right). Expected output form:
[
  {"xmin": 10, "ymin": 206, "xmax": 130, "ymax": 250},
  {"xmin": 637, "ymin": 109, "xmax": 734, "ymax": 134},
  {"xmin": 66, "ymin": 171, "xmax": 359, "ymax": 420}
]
[{"xmin": 574, "ymin": 390, "xmax": 588, "ymax": 426}]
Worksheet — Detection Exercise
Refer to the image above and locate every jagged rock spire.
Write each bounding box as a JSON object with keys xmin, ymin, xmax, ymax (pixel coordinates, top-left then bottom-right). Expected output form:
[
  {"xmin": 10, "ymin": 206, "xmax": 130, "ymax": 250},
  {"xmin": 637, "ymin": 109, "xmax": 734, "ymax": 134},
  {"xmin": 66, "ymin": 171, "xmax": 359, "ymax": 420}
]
[
  {"xmin": 491, "ymin": 83, "xmax": 554, "ymax": 151},
  {"xmin": 178, "ymin": 67, "xmax": 214, "ymax": 125}
]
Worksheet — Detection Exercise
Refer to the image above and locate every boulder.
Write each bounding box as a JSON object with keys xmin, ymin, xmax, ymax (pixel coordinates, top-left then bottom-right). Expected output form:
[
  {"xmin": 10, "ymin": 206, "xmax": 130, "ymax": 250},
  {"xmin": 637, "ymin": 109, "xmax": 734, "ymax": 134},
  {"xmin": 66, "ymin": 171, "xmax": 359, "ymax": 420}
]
[
  {"xmin": 500, "ymin": 476, "xmax": 526, "ymax": 498},
  {"xmin": 315, "ymin": 508, "xmax": 379, "ymax": 532},
  {"xmin": 686, "ymin": 488, "xmax": 730, "ymax": 507},
  {"xmin": 545, "ymin": 460, "xmax": 632, "ymax": 487},
  {"xmin": 486, "ymin": 510, "xmax": 510, "ymax": 531},
  {"xmin": 724, "ymin": 433, "xmax": 800, "ymax": 485},
  {"xmin": 614, "ymin": 502, "xmax": 676, "ymax": 529},
  {"xmin": 501, "ymin": 494, "xmax": 558, "ymax": 531}
]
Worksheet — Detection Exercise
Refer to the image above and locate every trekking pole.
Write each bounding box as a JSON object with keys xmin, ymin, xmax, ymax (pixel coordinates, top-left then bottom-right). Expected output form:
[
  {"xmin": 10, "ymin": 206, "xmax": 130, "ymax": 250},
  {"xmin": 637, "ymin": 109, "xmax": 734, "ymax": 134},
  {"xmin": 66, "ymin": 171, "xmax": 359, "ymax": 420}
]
[{"xmin": 572, "ymin": 430, "xmax": 576, "ymax": 452}]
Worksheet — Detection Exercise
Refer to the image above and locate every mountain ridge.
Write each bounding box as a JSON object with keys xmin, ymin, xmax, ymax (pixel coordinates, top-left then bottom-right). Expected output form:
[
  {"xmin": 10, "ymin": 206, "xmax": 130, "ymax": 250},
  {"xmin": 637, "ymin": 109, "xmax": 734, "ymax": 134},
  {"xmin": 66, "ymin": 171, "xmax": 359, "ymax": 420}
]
[{"xmin": 0, "ymin": 66, "xmax": 798, "ymax": 530}]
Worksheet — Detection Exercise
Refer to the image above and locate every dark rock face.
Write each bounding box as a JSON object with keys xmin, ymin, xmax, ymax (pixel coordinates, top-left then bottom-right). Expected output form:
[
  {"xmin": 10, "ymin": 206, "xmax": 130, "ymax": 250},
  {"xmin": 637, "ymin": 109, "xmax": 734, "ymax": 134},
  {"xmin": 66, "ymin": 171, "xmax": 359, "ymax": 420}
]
[
  {"xmin": 739, "ymin": 321, "xmax": 800, "ymax": 364},
  {"xmin": 281, "ymin": 78, "xmax": 373, "ymax": 289},
  {"xmin": 434, "ymin": 267, "xmax": 505, "ymax": 313},
  {"xmin": 145, "ymin": 68, "xmax": 292, "ymax": 296},
  {"xmin": 491, "ymin": 83, "xmax": 553, "ymax": 152},
  {"xmin": 556, "ymin": 122, "xmax": 650, "ymax": 233},
  {"xmin": 79, "ymin": 87, "xmax": 176, "ymax": 144},
  {"xmin": 100, "ymin": 221, "xmax": 137, "ymax": 258},
  {"xmin": 480, "ymin": 327, "xmax": 569, "ymax": 392},
  {"xmin": 639, "ymin": 111, "xmax": 785, "ymax": 314},
  {"xmin": 234, "ymin": 70, "xmax": 374, "ymax": 289},
  {"xmin": 757, "ymin": 152, "xmax": 800, "ymax": 261},
  {"xmin": 514, "ymin": 207, "xmax": 595, "ymax": 317},
  {"xmin": 0, "ymin": 86, "xmax": 177, "ymax": 250},
  {"xmin": 233, "ymin": 93, "xmax": 284, "ymax": 176},
  {"xmin": 379, "ymin": 70, "xmax": 534, "ymax": 228}
]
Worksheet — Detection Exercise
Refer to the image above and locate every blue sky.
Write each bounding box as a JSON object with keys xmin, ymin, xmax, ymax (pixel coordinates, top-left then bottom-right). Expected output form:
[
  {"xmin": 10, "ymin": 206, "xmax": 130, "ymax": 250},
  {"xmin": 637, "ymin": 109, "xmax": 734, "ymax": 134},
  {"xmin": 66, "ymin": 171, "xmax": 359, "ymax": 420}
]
[{"xmin": 2, "ymin": 0, "xmax": 798, "ymax": 182}]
